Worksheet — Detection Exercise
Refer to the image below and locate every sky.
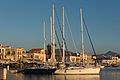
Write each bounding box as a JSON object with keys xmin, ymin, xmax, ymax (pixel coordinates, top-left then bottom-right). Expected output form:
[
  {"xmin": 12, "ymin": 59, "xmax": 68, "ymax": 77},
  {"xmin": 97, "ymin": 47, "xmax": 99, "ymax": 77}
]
[{"xmin": 0, "ymin": 0, "xmax": 120, "ymax": 54}]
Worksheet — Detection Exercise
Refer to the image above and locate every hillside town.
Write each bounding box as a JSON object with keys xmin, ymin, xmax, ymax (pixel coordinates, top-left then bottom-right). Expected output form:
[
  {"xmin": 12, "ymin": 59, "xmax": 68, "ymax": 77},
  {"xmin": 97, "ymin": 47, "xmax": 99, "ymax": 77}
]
[{"xmin": 0, "ymin": 43, "xmax": 120, "ymax": 68}]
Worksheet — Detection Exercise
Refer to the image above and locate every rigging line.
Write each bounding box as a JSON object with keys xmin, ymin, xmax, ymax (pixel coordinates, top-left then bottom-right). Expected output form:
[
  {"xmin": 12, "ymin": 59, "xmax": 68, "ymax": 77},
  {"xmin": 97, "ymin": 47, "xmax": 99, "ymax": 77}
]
[
  {"xmin": 54, "ymin": 5, "xmax": 68, "ymax": 51},
  {"xmin": 54, "ymin": 5, "xmax": 69, "ymax": 62},
  {"xmin": 83, "ymin": 17, "xmax": 96, "ymax": 56},
  {"xmin": 83, "ymin": 18, "xmax": 98, "ymax": 66},
  {"xmin": 65, "ymin": 13, "xmax": 78, "ymax": 53},
  {"xmin": 54, "ymin": 6, "xmax": 62, "ymax": 36},
  {"xmin": 53, "ymin": 6, "xmax": 62, "ymax": 56},
  {"xmin": 55, "ymin": 27, "xmax": 62, "ymax": 56},
  {"xmin": 52, "ymin": 2, "xmax": 62, "ymax": 55}
]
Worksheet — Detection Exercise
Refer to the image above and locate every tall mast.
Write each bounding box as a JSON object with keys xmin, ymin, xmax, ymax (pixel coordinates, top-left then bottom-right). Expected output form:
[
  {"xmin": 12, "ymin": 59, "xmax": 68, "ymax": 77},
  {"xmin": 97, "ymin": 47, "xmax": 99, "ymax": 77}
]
[
  {"xmin": 43, "ymin": 21, "xmax": 46, "ymax": 62},
  {"xmin": 50, "ymin": 0, "xmax": 56, "ymax": 64},
  {"xmin": 50, "ymin": 16, "xmax": 53, "ymax": 56},
  {"xmin": 62, "ymin": 6, "xmax": 65, "ymax": 63},
  {"xmin": 80, "ymin": 8, "xmax": 85, "ymax": 65}
]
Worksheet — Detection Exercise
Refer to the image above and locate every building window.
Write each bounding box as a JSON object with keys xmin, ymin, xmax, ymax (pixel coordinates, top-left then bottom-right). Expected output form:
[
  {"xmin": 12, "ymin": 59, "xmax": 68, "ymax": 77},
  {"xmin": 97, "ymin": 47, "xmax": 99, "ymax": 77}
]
[
  {"xmin": 12, "ymin": 51, "xmax": 15, "ymax": 55},
  {"xmin": 35, "ymin": 56, "xmax": 39, "ymax": 59},
  {"xmin": 2, "ymin": 49, "xmax": 4, "ymax": 53},
  {"xmin": 7, "ymin": 51, "xmax": 10, "ymax": 55},
  {"xmin": 31, "ymin": 55, "xmax": 33, "ymax": 58}
]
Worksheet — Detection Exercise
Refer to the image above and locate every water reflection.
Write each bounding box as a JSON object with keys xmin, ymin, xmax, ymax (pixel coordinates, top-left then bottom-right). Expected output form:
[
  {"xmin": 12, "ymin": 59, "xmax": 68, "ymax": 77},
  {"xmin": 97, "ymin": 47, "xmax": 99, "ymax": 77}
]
[
  {"xmin": 7, "ymin": 73, "xmax": 55, "ymax": 80},
  {"xmin": 7, "ymin": 73, "xmax": 99, "ymax": 80},
  {"xmin": 3, "ymin": 68, "xmax": 7, "ymax": 80},
  {"xmin": 0, "ymin": 68, "xmax": 7, "ymax": 80},
  {"xmin": 100, "ymin": 70, "xmax": 120, "ymax": 80},
  {"xmin": 1, "ymin": 68, "xmax": 120, "ymax": 80},
  {"xmin": 23, "ymin": 74, "xmax": 54, "ymax": 80},
  {"xmin": 54, "ymin": 75, "xmax": 99, "ymax": 80}
]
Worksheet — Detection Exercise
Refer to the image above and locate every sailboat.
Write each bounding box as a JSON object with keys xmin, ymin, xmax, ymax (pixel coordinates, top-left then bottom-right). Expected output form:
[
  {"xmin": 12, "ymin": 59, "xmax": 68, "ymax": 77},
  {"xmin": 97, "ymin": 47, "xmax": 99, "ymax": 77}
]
[
  {"xmin": 23, "ymin": 1, "xmax": 57, "ymax": 74},
  {"xmin": 23, "ymin": 22, "xmax": 56, "ymax": 74},
  {"xmin": 54, "ymin": 8, "xmax": 100, "ymax": 75}
]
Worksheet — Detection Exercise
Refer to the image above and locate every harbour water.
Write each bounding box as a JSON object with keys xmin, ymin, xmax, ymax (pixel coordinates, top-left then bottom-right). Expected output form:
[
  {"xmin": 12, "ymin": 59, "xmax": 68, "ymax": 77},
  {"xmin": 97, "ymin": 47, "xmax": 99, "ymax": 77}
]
[{"xmin": 0, "ymin": 68, "xmax": 120, "ymax": 80}]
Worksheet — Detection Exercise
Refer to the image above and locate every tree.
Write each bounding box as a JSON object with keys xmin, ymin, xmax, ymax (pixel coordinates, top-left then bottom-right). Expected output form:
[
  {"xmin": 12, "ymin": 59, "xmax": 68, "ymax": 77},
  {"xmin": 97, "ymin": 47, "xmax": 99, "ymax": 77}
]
[{"xmin": 47, "ymin": 44, "xmax": 51, "ymax": 59}]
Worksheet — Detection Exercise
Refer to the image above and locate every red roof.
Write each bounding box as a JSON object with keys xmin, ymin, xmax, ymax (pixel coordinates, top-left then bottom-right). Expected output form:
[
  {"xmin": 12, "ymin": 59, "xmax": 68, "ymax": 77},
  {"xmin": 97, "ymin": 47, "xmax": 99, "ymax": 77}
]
[{"xmin": 29, "ymin": 48, "xmax": 43, "ymax": 53}]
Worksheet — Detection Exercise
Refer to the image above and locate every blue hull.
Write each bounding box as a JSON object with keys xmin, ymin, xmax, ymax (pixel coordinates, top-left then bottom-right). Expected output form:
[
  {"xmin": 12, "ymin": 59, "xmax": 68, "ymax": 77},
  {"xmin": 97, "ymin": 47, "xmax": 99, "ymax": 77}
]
[{"xmin": 23, "ymin": 68, "xmax": 56, "ymax": 74}]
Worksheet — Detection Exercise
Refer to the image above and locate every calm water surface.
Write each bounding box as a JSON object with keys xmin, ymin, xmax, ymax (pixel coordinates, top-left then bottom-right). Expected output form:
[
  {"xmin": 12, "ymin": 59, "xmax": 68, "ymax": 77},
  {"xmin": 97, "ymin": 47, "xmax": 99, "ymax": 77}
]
[{"xmin": 1, "ymin": 68, "xmax": 120, "ymax": 80}]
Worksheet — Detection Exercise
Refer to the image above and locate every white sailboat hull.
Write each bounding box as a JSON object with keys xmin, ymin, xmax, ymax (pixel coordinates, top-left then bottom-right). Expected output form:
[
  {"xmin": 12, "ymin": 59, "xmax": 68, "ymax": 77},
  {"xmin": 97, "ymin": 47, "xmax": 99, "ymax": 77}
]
[{"xmin": 55, "ymin": 67, "xmax": 100, "ymax": 75}]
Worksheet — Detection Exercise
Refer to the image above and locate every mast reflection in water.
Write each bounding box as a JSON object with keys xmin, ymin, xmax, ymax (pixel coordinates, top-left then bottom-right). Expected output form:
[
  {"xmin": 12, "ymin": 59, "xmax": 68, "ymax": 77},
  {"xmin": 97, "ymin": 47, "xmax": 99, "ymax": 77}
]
[
  {"xmin": 0, "ymin": 68, "xmax": 7, "ymax": 80},
  {"xmin": 1, "ymin": 68, "xmax": 120, "ymax": 80},
  {"xmin": 100, "ymin": 68, "xmax": 120, "ymax": 80},
  {"xmin": 54, "ymin": 75, "xmax": 99, "ymax": 80}
]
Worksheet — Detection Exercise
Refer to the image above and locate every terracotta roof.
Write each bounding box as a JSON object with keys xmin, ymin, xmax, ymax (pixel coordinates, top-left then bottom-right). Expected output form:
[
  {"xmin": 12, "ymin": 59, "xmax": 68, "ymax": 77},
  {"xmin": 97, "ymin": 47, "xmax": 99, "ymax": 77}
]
[
  {"xmin": 29, "ymin": 48, "xmax": 43, "ymax": 53},
  {"xmin": 30, "ymin": 48, "xmax": 43, "ymax": 50}
]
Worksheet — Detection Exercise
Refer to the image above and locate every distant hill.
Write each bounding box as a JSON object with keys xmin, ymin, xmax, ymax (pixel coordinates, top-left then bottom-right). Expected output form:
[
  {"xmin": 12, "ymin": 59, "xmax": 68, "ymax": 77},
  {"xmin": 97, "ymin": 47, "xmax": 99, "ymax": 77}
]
[
  {"xmin": 104, "ymin": 51, "xmax": 119, "ymax": 56},
  {"xmin": 96, "ymin": 51, "xmax": 120, "ymax": 60}
]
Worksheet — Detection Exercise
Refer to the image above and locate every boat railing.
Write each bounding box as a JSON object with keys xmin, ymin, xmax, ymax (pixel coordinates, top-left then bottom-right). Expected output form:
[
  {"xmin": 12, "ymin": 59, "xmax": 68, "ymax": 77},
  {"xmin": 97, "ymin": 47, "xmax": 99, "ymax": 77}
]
[{"xmin": 67, "ymin": 67, "xmax": 84, "ymax": 70}]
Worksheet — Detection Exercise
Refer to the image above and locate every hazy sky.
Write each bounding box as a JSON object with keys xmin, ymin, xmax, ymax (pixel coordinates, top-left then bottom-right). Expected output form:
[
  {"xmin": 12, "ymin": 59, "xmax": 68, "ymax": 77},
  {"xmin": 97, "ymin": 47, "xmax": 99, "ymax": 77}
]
[{"xmin": 0, "ymin": 0, "xmax": 120, "ymax": 54}]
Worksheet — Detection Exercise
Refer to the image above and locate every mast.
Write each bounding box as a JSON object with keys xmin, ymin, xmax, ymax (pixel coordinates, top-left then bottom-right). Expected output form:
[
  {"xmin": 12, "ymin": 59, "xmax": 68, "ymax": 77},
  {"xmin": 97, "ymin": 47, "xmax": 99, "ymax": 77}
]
[
  {"xmin": 80, "ymin": 8, "xmax": 85, "ymax": 65},
  {"xmin": 62, "ymin": 6, "xmax": 65, "ymax": 63},
  {"xmin": 43, "ymin": 21, "xmax": 46, "ymax": 62},
  {"xmin": 50, "ymin": 16, "xmax": 53, "ymax": 58},
  {"xmin": 50, "ymin": 0, "xmax": 56, "ymax": 65}
]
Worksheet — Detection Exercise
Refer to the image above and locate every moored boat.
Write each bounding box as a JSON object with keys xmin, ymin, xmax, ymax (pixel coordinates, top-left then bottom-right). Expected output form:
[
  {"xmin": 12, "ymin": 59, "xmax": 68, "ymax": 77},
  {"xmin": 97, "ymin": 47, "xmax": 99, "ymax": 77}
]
[
  {"xmin": 55, "ymin": 67, "xmax": 100, "ymax": 75},
  {"xmin": 23, "ymin": 66, "xmax": 56, "ymax": 74},
  {"xmin": 55, "ymin": 8, "xmax": 101, "ymax": 75}
]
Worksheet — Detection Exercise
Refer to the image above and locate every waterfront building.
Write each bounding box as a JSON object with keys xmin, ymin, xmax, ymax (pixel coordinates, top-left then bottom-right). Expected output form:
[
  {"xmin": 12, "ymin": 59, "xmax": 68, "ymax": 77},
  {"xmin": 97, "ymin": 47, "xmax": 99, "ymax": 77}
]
[
  {"xmin": 0, "ymin": 47, "xmax": 5, "ymax": 59},
  {"xmin": 0, "ymin": 44, "xmax": 10, "ymax": 59},
  {"xmin": 0, "ymin": 43, "xmax": 25, "ymax": 62},
  {"xmin": 102, "ymin": 56, "xmax": 120, "ymax": 66},
  {"xmin": 5, "ymin": 48, "xmax": 25, "ymax": 61},
  {"xmin": 11, "ymin": 48, "xmax": 25, "ymax": 61},
  {"xmin": 69, "ymin": 53, "xmax": 93, "ymax": 64},
  {"xmin": 23, "ymin": 48, "xmax": 46, "ymax": 63}
]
